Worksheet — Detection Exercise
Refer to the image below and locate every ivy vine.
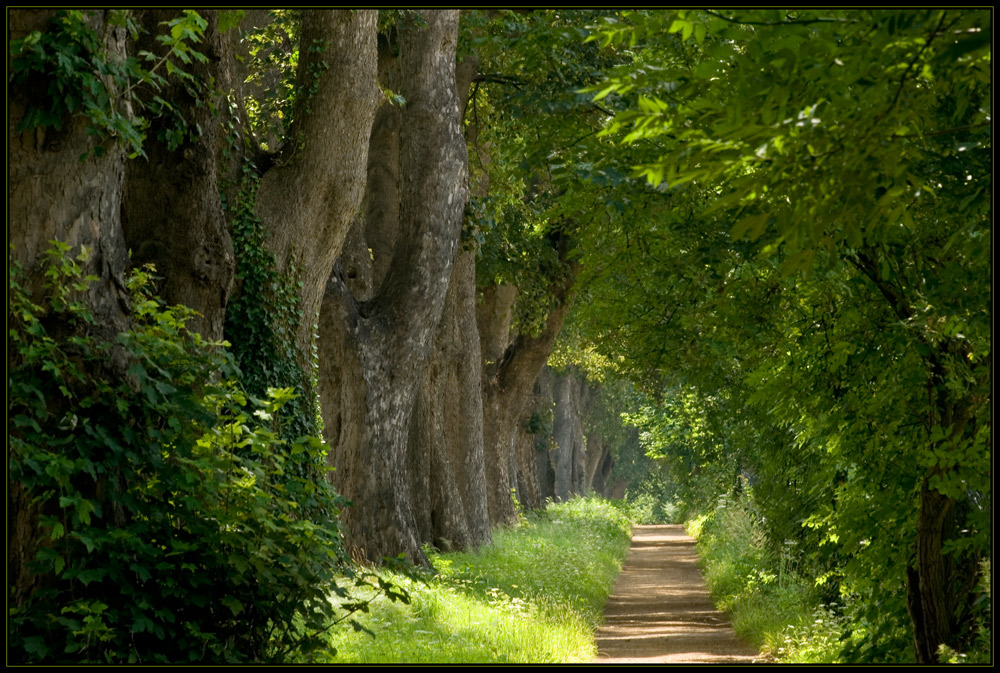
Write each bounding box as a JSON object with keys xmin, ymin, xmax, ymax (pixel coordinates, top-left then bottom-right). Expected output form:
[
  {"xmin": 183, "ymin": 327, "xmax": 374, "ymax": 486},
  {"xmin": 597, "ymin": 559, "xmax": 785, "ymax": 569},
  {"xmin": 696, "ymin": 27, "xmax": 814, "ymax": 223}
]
[{"xmin": 223, "ymin": 171, "xmax": 321, "ymax": 446}]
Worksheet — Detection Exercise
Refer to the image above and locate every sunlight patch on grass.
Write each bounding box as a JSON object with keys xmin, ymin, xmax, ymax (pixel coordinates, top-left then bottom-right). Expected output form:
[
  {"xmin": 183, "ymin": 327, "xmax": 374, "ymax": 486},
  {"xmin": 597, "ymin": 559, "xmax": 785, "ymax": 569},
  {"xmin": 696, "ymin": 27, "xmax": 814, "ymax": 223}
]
[{"xmin": 322, "ymin": 497, "xmax": 632, "ymax": 663}]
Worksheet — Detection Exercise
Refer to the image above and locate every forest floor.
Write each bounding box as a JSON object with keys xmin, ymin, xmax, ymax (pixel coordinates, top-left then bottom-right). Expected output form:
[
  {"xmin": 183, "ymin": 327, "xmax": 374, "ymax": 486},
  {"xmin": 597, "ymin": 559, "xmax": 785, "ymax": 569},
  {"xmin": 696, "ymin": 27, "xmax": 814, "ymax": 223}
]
[{"xmin": 594, "ymin": 524, "xmax": 762, "ymax": 664}]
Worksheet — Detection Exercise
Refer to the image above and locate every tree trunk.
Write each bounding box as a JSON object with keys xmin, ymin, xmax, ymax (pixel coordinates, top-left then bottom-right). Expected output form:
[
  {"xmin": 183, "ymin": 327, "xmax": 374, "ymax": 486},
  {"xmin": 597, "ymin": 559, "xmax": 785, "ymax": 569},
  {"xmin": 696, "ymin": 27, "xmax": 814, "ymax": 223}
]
[
  {"xmin": 255, "ymin": 10, "xmax": 380, "ymax": 355},
  {"xmin": 320, "ymin": 10, "xmax": 469, "ymax": 564},
  {"xmin": 908, "ymin": 483, "xmax": 956, "ymax": 663},
  {"xmin": 552, "ymin": 371, "xmax": 583, "ymax": 501},
  {"xmin": 408, "ymin": 250, "xmax": 492, "ymax": 550},
  {"xmin": 852, "ymin": 249, "xmax": 986, "ymax": 662},
  {"xmin": 515, "ymin": 411, "xmax": 542, "ymax": 510},
  {"xmin": 480, "ymin": 268, "xmax": 575, "ymax": 523},
  {"xmin": 583, "ymin": 433, "xmax": 604, "ymax": 494},
  {"xmin": 122, "ymin": 9, "xmax": 236, "ymax": 340},
  {"xmin": 8, "ymin": 9, "xmax": 132, "ymax": 607}
]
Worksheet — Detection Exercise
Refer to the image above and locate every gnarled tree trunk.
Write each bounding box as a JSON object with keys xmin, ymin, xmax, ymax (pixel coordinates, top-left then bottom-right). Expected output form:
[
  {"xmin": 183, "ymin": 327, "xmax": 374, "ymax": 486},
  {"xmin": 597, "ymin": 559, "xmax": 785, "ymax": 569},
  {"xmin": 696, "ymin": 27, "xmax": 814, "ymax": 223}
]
[
  {"xmin": 408, "ymin": 250, "xmax": 492, "ymax": 551},
  {"xmin": 122, "ymin": 9, "xmax": 236, "ymax": 340},
  {"xmin": 9, "ymin": 9, "xmax": 132, "ymax": 608},
  {"xmin": 479, "ymin": 262, "xmax": 575, "ymax": 524},
  {"xmin": 320, "ymin": 10, "xmax": 469, "ymax": 564},
  {"xmin": 255, "ymin": 10, "xmax": 380, "ymax": 355}
]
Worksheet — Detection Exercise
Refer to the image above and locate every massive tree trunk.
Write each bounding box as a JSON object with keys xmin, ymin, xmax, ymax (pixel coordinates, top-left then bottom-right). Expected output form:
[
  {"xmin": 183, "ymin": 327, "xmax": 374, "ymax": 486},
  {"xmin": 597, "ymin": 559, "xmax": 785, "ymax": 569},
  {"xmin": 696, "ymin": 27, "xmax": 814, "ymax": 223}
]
[
  {"xmin": 583, "ymin": 432, "xmax": 605, "ymax": 494},
  {"xmin": 408, "ymin": 251, "xmax": 492, "ymax": 550},
  {"xmin": 551, "ymin": 370, "xmax": 586, "ymax": 502},
  {"xmin": 581, "ymin": 380, "xmax": 605, "ymax": 494},
  {"xmin": 479, "ymin": 261, "xmax": 575, "ymax": 524},
  {"xmin": 530, "ymin": 368, "xmax": 556, "ymax": 504},
  {"xmin": 8, "ymin": 9, "xmax": 132, "ymax": 608},
  {"xmin": 320, "ymin": 10, "xmax": 469, "ymax": 564},
  {"xmin": 255, "ymin": 10, "xmax": 380, "ymax": 355},
  {"xmin": 122, "ymin": 9, "xmax": 236, "ymax": 340},
  {"xmin": 405, "ymin": 43, "xmax": 491, "ymax": 552}
]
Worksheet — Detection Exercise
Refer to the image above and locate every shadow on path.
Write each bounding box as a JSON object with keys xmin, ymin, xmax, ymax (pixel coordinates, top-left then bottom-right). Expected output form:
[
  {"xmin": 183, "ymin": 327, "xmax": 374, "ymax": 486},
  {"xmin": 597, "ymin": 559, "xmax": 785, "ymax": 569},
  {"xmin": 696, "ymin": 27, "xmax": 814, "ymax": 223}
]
[{"xmin": 594, "ymin": 524, "xmax": 760, "ymax": 664}]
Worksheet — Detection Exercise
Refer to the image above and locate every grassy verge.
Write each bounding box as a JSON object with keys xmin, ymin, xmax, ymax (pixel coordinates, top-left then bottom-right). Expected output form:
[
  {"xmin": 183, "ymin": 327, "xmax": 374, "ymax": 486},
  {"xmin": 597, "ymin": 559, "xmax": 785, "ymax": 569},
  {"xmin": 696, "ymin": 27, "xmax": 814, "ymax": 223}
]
[
  {"xmin": 320, "ymin": 497, "xmax": 632, "ymax": 663},
  {"xmin": 687, "ymin": 499, "xmax": 843, "ymax": 663}
]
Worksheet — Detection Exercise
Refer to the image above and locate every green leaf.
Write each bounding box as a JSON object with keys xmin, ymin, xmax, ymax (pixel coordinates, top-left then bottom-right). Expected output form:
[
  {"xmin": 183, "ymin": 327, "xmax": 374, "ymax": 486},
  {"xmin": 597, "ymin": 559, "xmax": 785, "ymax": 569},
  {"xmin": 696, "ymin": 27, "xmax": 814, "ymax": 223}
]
[{"xmin": 221, "ymin": 596, "xmax": 244, "ymax": 616}]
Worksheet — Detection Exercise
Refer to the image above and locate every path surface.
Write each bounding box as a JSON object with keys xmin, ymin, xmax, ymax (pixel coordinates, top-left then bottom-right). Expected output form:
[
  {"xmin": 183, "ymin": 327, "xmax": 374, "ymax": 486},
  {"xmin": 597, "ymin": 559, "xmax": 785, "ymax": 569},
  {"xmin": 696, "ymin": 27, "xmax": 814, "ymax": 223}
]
[{"xmin": 595, "ymin": 524, "xmax": 760, "ymax": 664}]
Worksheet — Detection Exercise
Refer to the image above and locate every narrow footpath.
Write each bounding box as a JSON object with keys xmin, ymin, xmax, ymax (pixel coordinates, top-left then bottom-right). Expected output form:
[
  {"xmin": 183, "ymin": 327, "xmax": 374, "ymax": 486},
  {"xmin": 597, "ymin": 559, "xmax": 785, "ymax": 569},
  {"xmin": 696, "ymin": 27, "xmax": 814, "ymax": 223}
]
[{"xmin": 595, "ymin": 524, "xmax": 760, "ymax": 664}]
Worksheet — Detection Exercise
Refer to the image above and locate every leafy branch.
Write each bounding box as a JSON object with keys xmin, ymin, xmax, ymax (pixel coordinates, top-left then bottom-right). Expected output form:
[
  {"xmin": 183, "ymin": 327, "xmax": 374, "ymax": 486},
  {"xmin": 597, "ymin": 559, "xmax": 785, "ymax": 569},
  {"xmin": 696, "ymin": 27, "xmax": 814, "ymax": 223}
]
[
  {"xmin": 10, "ymin": 9, "xmax": 209, "ymax": 159},
  {"xmin": 700, "ymin": 9, "xmax": 849, "ymax": 27}
]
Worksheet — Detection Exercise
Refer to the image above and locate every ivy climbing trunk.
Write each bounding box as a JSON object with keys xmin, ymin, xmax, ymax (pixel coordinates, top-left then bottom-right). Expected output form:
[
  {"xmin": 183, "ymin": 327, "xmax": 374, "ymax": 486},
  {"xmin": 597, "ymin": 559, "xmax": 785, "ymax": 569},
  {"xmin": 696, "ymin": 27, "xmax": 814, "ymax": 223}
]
[
  {"xmin": 8, "ymin": 9, "xmax": 133, "ymax": 608},
  {"xmin": 319, "ymin": 10, "xmax": 469, "ymax": 564}
]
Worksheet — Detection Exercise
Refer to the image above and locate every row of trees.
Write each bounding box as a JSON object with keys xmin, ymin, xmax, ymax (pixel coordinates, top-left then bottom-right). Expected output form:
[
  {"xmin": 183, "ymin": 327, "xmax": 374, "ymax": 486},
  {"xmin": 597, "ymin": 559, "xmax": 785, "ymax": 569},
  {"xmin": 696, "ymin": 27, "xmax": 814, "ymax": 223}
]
[
  {"xmin": 9, "ymin": 9, "xmax": 634, "ymax": 660},
  {"xmin": 8, "ymin": 8, "xmax": 990, "ymax": 663}
]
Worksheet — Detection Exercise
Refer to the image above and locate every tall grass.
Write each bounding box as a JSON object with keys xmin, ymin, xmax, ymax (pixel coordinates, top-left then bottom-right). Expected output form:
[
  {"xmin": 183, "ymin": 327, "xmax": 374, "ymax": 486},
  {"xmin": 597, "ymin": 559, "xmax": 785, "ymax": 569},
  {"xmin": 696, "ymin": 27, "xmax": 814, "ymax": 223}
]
[
  {"xmin": 321, "ymin": 497, "xmax": 632, "ymax": 663},
  {"xmin": 688, "ymin": 497, "xmax": 844, "ymax": 663}
]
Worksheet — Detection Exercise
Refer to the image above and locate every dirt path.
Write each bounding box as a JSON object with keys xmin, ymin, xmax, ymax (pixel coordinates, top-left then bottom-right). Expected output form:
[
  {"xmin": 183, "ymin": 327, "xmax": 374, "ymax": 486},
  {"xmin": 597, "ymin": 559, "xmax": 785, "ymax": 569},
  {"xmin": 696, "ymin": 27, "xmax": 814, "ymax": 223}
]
[{"xmin": 595, "ymin": 524, "xmax": 760, "ymax": 664}]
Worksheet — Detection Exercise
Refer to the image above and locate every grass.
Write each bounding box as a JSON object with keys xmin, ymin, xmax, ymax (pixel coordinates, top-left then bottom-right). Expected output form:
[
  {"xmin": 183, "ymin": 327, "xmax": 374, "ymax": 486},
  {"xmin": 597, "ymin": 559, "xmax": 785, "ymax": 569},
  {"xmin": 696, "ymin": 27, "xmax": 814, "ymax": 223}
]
[
  {"xmin": 687, "ymin": 500, "xmax": 843, "ymax": 663},
  {"xmin": 318, "ymin": 497, "xmax": 632, "ymax": 663}
]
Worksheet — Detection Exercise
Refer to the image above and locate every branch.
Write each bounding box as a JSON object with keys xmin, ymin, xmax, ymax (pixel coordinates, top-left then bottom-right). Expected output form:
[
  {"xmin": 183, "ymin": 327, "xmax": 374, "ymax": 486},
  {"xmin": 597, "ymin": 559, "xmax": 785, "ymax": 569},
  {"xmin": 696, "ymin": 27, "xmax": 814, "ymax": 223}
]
[
  {"xmin": 472, "ymin": 73, "xmax": 522, "ymax": 88},
  {"xmin": 870, "ymin": 11, "xmax": 950, "ymax": 131},
  {"xmin": 701, "ymin": 9, "xmax": 847, "ymax": 26},
  {"xmin": 555, "ymin": 128, "xmax": 601, "ymax": 152},
  {"xmin": 889, "ymin": 121, "xmax": 992, "ymax": 140}
]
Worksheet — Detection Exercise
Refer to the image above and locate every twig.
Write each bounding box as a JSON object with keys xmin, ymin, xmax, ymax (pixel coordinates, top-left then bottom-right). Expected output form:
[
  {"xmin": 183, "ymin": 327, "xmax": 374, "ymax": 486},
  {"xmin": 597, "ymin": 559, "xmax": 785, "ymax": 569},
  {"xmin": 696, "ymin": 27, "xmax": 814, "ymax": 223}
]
[
  {"xmin": 889, "ymin": 121, "xmax": 992, "ymax": 140},
  {"xmin": 870, "ymin": 11, "xmax": 950, "ymax": 131},
  {"xmin": 701, "ymin": 9, "xmax": 847, "ymax": 26}
]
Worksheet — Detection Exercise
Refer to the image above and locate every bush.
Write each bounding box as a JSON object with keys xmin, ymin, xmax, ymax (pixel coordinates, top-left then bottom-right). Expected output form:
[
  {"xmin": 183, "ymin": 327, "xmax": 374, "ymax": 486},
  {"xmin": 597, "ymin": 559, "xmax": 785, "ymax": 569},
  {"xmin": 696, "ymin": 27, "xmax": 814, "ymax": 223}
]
[{"xmin": 8, "ymin": 243, "xmax": 356, "ymax": 663}]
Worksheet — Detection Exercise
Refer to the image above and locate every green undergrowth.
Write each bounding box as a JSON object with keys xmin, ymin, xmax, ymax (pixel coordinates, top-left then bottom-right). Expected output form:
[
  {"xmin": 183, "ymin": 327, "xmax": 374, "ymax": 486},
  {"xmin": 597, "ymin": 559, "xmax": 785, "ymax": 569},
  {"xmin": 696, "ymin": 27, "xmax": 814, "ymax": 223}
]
[
  {"xmin": 687, "ymin": 496, "xmax": 840, "ymax": 663},
  {"xmin": 322, "ymin": 497, "xmax": 632, "ymax": 663},
  {"xmin": 689, "ymin": 493, "xmax": 992, "ymax": 664}
]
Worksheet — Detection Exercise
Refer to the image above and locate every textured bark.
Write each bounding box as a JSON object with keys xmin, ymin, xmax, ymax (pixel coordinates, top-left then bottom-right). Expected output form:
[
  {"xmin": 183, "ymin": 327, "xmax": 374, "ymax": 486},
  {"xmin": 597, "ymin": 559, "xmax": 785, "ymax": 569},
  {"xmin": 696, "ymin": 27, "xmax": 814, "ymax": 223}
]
[
  {"xmin": 8, "ymin": 9, "xmax": 132, "ymax": 607},
  {"xmin": 320, "ymin": 10, "xmax": 469, "ymax": 563},
  {"xmin": 256, "ymin": 10, "xmax": 380, "ymax": 354},
  {"xmin": 122, "ymin": 10, "xmax": 236, "ymax": 340},
  {"xmin": 514, "ymin": 415, "xmax": 542, "ymax": 510},
  {"xmin": 908, "ymin": 485, "xmax": 955, "ymax": 663},
  {"xmin": 551, "ymin": 372, "xmax": 575, "ymax": 501},
  {"xmin": 408, "ymin": 251, "xmax": 491, "ymax": 550},
  {"xmin": 593, "ymin": 450, "xmax": 615, "ymax": 497},
  {"xmin": 551, "ymin": 370, "xmax": 586, "ymax": 501},
  {"xmin": 477, "ymin": 284, "xmax": 518, "ymax": 364},
  {"xmin": 531, "ymin": 370, "xmax": 556, "ymax": 503},
  {"xmin": 480, "ymin": 267, "xmax": 575, "ymax": 524},
  {"xmin": 584, "ymin": 433, "xmax": 604, "ymax": 494}
]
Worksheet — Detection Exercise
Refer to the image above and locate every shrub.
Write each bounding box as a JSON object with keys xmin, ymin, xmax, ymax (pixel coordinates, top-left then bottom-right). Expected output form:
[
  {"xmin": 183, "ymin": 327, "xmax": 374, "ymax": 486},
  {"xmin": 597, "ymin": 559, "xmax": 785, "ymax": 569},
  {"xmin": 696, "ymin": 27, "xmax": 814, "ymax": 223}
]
[{"xmin": 8, "ymin": 243, "xmax": 356, "ymax": 663}]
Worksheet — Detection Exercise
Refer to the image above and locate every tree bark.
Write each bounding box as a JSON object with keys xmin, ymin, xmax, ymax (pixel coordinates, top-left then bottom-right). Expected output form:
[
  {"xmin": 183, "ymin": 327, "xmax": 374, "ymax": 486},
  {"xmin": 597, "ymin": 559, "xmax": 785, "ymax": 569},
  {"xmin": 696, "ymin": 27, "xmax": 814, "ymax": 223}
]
[
  {"xmin": 584, "ymin": 433, "xmax": 604, "ymax": 494},
  {"xmin": 255, "ymin": 10, "xmax": 380, "ymax": 355},
  {"xmin": 320, "ymin": 10, "xmax": 469, "ymax": 564},
  {"xmin": 908, "ymin": 484, "xmax": 955, "ymax": 663},
  {"xmin": 552, "ymin": 370, "xmax": 585, "ymax": 501},
  {"xmin": 122, "ymin": 9, "xmax": 236, "ymax": 340},
  {"xmin": 480, "ymin": 265, "xmax": 575, "ymax": 524},
  {"xmin": 408, "ymin": 250, "xmax": 492, "ymax": 550},
  {"xmin": 8, "ymin": 9, "xmax": 132, "ymax": 607}
]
